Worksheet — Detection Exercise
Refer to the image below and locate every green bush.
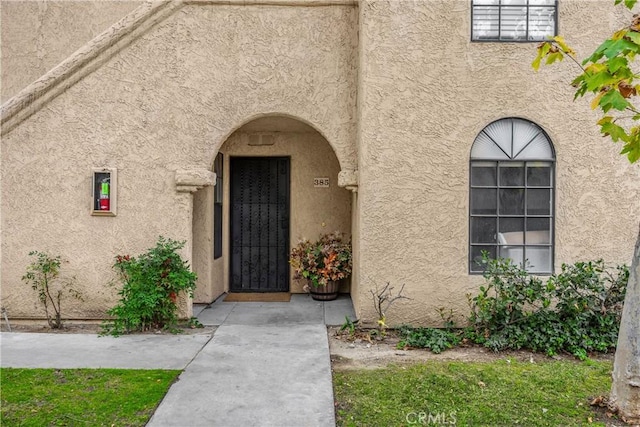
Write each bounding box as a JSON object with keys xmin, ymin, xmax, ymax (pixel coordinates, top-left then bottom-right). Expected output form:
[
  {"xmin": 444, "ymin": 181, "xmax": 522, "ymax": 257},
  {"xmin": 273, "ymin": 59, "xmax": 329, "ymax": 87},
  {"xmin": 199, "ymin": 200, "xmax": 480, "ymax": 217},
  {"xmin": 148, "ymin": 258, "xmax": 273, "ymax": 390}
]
[
  {"xmin": 101, "ymin": 237, "xmax": 197, "ymax": 336},
  {"xmin": 22, "ymin": 251, "xmax": 82, "ymax": 329},
  {"xmin": 549, "ymin": 260, "xmax": 627, "ymax": 355},
  {"xmin": 397, "ymin": 325, "xmax": 462, "ymax": 354},
  {"xmin": 467, "ymin": 255, "xmax": 628, "ymax": 359}
]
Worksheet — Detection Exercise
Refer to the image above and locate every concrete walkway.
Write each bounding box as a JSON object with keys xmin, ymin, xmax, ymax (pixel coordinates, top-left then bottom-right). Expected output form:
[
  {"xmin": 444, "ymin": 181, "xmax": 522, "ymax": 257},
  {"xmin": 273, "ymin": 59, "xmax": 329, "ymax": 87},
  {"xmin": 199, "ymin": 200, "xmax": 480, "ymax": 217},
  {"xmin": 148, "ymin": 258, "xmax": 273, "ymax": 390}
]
[{"xmin": 1, "ymin": 294, "xmax": 356, "ymax": 427}]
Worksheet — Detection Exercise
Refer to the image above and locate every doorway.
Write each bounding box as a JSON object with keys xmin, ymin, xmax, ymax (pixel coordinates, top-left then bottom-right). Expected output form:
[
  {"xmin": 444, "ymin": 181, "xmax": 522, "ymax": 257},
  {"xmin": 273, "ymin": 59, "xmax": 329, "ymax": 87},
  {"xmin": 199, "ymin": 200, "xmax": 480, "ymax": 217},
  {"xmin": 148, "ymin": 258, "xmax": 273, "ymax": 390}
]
[{"xmin": 229, "ymin": 157, "xmax": 290, "ymax": 292}]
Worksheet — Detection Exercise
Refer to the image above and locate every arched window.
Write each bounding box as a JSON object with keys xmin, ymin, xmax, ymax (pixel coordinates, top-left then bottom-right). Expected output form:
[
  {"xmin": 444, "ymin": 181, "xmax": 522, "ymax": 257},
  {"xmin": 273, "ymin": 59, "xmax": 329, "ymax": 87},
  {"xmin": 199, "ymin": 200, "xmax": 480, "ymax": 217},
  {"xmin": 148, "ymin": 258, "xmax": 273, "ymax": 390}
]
[{"xmin": 469, "ymin": 118, "xmax": 555, "ymax": 273}]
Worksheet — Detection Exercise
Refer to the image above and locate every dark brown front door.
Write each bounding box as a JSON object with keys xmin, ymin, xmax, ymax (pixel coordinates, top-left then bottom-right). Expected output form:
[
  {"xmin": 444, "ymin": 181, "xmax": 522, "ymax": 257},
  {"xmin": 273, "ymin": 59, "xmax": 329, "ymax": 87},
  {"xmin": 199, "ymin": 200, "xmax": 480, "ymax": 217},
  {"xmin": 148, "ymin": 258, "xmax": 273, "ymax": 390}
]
[{"xmin": 229, "ymin": 157, "xmax": 290, "ymax": 292}]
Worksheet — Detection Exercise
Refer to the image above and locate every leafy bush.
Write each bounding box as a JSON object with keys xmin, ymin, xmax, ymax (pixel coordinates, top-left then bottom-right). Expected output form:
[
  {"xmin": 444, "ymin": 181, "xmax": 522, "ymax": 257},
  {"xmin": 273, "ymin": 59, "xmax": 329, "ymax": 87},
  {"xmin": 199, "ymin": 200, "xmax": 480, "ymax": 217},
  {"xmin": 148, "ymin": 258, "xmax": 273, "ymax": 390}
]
[
  {"xmin": 101, "ymin": 237, "xmax": 197, "ymax": 336},
  {"xmin": 22, "ymin": 251, "xmax": 82, "ymax": 329},
  {"xmin": 467, "ymin": 255, "xmax": 628, "ymax": 359},
  {"xmin": 397, "ymin": 325, "xmax": 462, "ymax": 354},
  {"xmin": 549, "ymin": 260, "xmax": 627, "ymax": 355}
]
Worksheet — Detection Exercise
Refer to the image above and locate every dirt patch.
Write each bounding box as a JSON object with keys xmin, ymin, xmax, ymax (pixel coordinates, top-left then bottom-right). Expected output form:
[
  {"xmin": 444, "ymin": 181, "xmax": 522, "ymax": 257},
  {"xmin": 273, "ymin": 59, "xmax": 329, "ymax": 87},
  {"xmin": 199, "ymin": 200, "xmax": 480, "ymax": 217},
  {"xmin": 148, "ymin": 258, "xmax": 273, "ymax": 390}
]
[
  {"xmin": 328, "ymin": 327, "xmax": 615, "ymax": 371},
  {"xmin": 1, "ymin": 321, "xmax": 616, "ymax": 366}
]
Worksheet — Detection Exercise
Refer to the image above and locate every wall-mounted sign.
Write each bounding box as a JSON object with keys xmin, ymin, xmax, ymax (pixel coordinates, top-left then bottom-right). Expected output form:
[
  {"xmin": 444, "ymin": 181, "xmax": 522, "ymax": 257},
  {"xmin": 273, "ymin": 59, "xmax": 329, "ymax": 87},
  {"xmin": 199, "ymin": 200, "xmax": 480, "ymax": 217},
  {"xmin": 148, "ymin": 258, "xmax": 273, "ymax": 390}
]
[{"xmin": 314, "ymin": 178, "xmax": 329, "ymax": 188}]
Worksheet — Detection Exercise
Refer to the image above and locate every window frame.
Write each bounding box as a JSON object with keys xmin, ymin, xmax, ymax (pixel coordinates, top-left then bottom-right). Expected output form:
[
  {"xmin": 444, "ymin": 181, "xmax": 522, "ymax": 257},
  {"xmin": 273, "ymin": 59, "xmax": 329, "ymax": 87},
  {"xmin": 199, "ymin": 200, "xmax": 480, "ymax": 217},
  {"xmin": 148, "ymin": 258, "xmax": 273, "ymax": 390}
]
[
  {"xmin": 471, "ymin": 0, "xmax": 558, "ymax": 43},
  {"xmin": 469, "ymin": 118, "xmax": 556, "ymax": 274}
]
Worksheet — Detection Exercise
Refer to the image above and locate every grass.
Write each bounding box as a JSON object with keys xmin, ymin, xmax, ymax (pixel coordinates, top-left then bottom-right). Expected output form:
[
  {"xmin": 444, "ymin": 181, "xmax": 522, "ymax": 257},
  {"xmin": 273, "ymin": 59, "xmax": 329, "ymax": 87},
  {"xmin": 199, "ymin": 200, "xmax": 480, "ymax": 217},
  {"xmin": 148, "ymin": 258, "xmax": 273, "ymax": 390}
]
[
  {"xmin": 1, "ymin": 359, "xmax": 615, "ymax": 426},
  {"xmin": 334, "ymin": 359, "xmax": 614, "ymax": 427},
  {"xmin": 1, "ymin": 368, "xmax": 180, "ymax": 426}
]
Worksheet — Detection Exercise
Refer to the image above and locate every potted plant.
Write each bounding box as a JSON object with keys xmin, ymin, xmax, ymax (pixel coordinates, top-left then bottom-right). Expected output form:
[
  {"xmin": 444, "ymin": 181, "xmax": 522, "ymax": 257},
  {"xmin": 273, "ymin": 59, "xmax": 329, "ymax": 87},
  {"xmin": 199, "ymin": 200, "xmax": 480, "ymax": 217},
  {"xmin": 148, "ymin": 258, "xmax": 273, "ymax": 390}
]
[{"xmin": 289, "ymin": 232, "xmax": 352, "ymax": 301}]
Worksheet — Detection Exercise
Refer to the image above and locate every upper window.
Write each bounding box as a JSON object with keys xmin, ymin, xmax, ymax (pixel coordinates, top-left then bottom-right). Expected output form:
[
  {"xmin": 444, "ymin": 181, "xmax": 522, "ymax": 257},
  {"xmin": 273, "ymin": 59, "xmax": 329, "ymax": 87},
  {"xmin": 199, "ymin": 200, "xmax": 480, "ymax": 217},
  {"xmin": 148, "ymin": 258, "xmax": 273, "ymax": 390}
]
[
  {"xmin": 472, "ymin": 0, "xmax": 557, "ymax": 42},
  {"xmin": 469, "ymin": 118, "xmax": 555, "ymax": 274}
]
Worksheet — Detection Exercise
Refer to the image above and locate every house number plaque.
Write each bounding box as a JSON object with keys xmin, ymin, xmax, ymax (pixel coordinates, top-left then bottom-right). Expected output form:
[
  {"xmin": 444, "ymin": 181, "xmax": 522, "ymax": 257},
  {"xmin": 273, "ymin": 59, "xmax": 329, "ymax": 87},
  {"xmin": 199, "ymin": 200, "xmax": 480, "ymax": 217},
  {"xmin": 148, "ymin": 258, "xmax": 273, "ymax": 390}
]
[{"xmin": 314, "ymin": 178, "xmax": 329, "ymax": 188}]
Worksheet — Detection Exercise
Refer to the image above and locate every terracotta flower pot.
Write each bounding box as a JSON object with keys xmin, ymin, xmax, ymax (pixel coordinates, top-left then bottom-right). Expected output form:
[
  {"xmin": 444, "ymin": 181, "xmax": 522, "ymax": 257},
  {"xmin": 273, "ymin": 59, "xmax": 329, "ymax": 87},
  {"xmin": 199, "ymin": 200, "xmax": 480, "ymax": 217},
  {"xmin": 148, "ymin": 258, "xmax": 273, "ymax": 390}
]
[{"xmin": 309, "ymin": 280, "xmax": 339, "ymax": 301}]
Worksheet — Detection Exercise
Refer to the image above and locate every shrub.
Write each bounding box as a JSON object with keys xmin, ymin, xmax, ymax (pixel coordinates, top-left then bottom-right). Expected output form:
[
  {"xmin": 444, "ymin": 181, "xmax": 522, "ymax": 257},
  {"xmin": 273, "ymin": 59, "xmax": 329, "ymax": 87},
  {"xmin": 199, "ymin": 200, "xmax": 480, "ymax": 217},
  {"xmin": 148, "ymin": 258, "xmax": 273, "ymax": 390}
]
[
  {"xmin": 101, "ymin": 237, "xmax": 197, "ymax": 336},
  {"xmin": 467, "ymin": 255, "xmax": 628, "ymax": 359},
  {"xmin": 397, "ymin": 309, "xmax": 461, "ymax": 353},
  {"xmin": 468, "ymin": 256, "xmax": 550, "ymax": 340},
  {"xmin": 549, "ymin": 260, "xmax": 627, "ymax": 355},
  {"xmin": 397, "ymin": 325, "xmax": 462, "ymax": 354},
  {"xmin": 22, "ymin": 251, "xmax": 82, "ymax": 329}
]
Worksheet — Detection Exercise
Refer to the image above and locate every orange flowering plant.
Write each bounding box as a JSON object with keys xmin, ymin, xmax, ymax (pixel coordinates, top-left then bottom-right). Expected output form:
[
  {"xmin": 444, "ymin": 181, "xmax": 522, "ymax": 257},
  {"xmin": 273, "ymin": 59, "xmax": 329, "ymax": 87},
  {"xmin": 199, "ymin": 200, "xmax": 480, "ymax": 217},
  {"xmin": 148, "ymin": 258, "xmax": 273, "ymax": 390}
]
[{"xmin": 289, "ymin": 232, "xmax": 352, "ymax": 289}]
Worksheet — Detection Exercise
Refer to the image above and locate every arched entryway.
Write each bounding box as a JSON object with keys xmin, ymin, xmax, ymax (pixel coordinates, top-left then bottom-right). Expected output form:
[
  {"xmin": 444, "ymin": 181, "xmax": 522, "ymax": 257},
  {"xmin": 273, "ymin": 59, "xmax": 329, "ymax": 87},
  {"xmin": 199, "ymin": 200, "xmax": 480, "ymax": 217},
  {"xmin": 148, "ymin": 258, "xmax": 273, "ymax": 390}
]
[{"xmin": 192, "ymin": 115, "xmax": 353, "ymax": 302}]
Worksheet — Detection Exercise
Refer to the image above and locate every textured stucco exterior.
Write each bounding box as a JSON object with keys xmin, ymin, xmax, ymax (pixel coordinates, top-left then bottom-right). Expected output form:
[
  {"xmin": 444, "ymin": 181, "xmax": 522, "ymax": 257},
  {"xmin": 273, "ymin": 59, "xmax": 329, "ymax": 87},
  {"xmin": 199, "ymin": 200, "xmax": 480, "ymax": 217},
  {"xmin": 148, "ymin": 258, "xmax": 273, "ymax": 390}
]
[
  {"xmin": 1, "ymin": 0, "xmax": 639, "ymax": 326},
  {"xmin": 0, "ymin": 0, "xmax": 140, "ymax": 102},
  {"xmin": 354, "ymin": 0, "xmax": 640, "ymax": 325},
  {"xmin": 1, "ymin": 0, "xmax": 357, "ymax": 319}
]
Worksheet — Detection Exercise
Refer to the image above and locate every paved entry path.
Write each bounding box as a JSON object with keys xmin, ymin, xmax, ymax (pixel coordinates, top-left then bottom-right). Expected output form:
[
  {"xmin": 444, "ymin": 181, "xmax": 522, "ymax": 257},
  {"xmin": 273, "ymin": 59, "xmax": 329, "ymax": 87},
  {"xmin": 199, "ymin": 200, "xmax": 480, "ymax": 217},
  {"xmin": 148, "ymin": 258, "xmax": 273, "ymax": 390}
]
[
  {"xmin": 1, "ymin": 295, "xmax": 356, "ymax": 427},
  {"xmin": 149, "ymin": 295, "xmax": 354, "ymax": 427}
]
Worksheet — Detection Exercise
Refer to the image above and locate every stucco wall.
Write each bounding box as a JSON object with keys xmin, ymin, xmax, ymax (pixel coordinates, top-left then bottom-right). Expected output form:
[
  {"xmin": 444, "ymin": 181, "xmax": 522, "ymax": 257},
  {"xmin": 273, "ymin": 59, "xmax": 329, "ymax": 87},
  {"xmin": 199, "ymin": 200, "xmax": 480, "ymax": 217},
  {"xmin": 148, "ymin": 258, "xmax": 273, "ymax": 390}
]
[
  {"xmin": 0, "ymin": 0, "xmax": 140, "ymax": 102},
  {"xmin": 355, "ymin": 0, "xmax": 640, "ymax": 326},
  {"xmin": 1, "ymin": 2, "xmax": 357, "ymax": 319},
  {"xmin": 2, "ymin": 0, "xmax": 639, "ymax": 326},
  {"xmin": 192, "ymin": 185, "xmax": 216, "ymax": 302}
]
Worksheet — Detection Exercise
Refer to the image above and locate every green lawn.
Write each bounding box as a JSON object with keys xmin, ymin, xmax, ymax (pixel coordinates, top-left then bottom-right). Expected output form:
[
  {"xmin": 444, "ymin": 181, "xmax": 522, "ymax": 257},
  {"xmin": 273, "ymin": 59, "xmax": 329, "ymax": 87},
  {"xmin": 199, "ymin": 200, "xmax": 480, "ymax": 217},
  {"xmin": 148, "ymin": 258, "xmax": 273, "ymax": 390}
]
[
  {"xmin": 334, "ymin": 359, "xmax": 614, "ymax": 427},
  {"xmin": 1, "ymin": 368, "xmax": 180, "ymax": 426},
  {"xmin": 1, "ymin": 360, "xmax": 615, "ymax": 426}
]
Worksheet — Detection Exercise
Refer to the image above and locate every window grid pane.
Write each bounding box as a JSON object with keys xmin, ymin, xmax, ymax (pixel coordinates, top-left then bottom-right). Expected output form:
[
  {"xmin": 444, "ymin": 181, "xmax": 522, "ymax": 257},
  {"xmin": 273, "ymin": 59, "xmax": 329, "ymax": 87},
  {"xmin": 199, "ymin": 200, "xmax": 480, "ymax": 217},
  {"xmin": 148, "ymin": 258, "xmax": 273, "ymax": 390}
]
[
  {"xmin": 472, "ymin": 0, "xmax": 556, "ymax": 42},
  {"xmin": 470, "ymin": 159, "xmax": 553, "ymax": 273}
]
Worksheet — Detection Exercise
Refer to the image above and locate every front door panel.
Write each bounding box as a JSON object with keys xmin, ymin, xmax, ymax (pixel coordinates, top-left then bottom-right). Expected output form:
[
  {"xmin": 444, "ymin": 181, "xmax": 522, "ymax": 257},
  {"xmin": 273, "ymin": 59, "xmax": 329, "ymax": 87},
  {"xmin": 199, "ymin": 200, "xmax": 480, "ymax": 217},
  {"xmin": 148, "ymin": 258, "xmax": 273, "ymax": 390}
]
[{"xmin": 230, "ymin": 157, "xmax": 290, "ymax": 292}]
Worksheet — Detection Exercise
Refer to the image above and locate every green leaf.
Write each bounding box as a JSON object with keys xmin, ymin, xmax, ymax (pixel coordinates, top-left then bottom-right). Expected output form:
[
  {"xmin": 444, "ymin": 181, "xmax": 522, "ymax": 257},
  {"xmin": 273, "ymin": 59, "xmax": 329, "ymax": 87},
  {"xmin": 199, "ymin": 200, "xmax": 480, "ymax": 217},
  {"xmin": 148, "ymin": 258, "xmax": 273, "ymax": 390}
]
[
  {"xmin": 571, "ymin": 74, "xmax": 585, "ymax": 87},
  {"xmin": 620, "ymin": 134, "xmax": 640, "ymax": 162},
  {"xmin": 584, "ymin": 38, "xmax": 640, "ymax": 64},
  {"xmin": 571, "ymin": 74, "xmax": 588, "ymax": 100},
  {"xmin": 585, "ymin": 62, "xmax": 607, "ymax": 74},
  {"xmin": 625, "ymin": 0, "xmax": 638, "ymax": 9},
  {"xmin": 599, "ymin": 90, "xmax": 630, "ymax": 112},
  {"xmin": 584, "ymin": 70, "xmax": 616, "ymax": 92},
  {"xmin": 584, "ymin": 40, "xmax": 614, "ymax": 64},
  {"xmin": 607, "ymin": 56, "xmax": 629, "ymax": 73},
  {"xmin": 604, "ymin": 39, "xmax": 640, "ymax": 59},
  {"xmin": 626, "ymin": 30, "xmax": 640, "ymax": 45},
  {"xmin": 545, "ymin": 51, "xmax": 564, "ymax": 65},
  {"xmin": 600, "ymin": 121, "xmax": 629, "ymax": 142},
  {"xmin": 622, "ymin": 142, "xmax": 640, "ymax": 162}
]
